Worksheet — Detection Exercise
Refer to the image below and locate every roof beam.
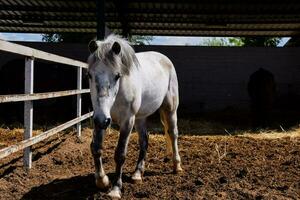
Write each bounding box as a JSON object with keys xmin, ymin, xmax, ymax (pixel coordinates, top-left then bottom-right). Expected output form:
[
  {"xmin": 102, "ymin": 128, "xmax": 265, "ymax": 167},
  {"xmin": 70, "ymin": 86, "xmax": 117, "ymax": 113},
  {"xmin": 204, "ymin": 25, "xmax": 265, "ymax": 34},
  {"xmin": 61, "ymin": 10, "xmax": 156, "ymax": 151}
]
[
  {"xmin": 96, "ymin": 0, "xmax": 105, "ymax": 39},
  {"xmin": 1, "ymin": 25, "xmax": 300, "ymax": 34},
  {"xmin": 2, "ymin": 3, "xmax": 300, "ymax": 15},
  {"xmin": 0, "ymin": 26, "xmax": 298, "ymax": 37},
  {"xmin": 2, "ymin": 21, "xmax": 300, "ymax": 30},
  {"xmin": 114, "ymin": 0, "xmax": 130, "ymax": 38},
  {"xmin": 1, "ymin": 0, "xmax": 300, "ymax": 37},
  {"xmin": 131, "ymin": 30, "xmax": 300, "ymax": 37},
  {"xmin": 3, "ymin": 14, "xmax": 300, "ymax": 26}
]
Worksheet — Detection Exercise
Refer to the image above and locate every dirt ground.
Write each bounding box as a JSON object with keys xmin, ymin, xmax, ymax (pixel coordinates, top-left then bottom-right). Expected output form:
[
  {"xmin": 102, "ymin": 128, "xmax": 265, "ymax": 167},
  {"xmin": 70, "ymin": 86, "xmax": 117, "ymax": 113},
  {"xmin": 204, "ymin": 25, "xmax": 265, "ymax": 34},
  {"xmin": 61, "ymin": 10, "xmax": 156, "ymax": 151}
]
[{"xmin": 0, "ymin": 125, "xmax": 300, "ymax": 200}]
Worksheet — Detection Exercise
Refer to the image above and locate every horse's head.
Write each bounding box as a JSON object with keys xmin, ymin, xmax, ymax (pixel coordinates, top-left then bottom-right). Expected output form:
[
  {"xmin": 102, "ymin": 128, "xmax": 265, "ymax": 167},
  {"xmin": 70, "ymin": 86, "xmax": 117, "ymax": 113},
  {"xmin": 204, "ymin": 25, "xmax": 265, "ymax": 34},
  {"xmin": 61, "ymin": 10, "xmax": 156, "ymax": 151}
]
[
  {"xmin": 88, "ymin": 40, "xmax": 122, "ymax": 129},
  {"xmin": 87, "ymin": 35, "xmax": 137, "ymax": 130}
]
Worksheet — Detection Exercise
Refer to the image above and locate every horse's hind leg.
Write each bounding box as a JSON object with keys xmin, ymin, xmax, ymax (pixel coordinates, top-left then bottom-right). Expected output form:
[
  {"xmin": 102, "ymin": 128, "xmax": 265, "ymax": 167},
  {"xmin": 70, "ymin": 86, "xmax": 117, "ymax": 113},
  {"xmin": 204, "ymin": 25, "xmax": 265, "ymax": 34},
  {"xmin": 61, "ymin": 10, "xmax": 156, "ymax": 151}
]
[
  {"xmin": 160, "ymin": 111, "xmax": 172, "ymax": 160},
  {"xmin": 132, "ymin": 118, "xmax": 148, "ymax": 183},
  {"xmin": 160, "ymin": 105, "xmax": 182, "ymax": 173}
]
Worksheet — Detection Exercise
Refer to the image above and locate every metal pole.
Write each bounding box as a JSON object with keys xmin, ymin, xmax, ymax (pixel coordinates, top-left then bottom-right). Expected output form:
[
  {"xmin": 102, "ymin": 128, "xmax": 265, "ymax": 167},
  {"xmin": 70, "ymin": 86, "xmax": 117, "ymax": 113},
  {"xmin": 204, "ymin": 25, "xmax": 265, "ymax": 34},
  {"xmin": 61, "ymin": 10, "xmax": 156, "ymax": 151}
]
[
  {"xmin": 24, "ymin": 57, "xmax": 34, "ymax": 169},
  {"xmin": 96, "ymin": 0, "xmax": 105, "ymax": 39},
  {"xmin": 76, "ymin": 67, "xmax": 82, "ymax": 137}
]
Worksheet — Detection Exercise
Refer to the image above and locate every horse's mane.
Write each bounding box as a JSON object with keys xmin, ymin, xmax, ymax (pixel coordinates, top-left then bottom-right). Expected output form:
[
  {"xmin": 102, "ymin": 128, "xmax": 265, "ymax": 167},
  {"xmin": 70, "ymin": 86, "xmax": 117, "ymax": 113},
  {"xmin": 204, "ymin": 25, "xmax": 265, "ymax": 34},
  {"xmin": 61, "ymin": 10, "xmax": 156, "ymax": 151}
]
[{"xmin": 88, "ymin": 34, "xmax": 139, "ymax": 75}]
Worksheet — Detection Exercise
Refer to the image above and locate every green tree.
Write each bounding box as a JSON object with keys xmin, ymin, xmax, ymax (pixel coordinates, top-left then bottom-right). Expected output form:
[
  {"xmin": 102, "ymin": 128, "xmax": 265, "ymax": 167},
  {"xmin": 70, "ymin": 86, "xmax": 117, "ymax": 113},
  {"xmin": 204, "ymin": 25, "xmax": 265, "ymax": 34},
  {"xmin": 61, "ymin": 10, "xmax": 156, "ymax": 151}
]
[
  {"xmin": 229, "ymin": 37, "xmax": 281, "ymax": 47},
  {"xmin": 199, "ymin": 37, "xmax": 281, "ymax": 47},
  {"xmin": 228, "ymin": 38, "xmax": 243, "ymax": 46},
  {"xmin": 241, "ymin": 37, "xmax": 281, "ymax": 47},
  {"xmin": 129, "ymin": 35, "xmax": 153, "ymax": 45},
  {"xmin": 42, "ymin": 33, "xmax": 95, "ymax": 43},
  {"xmin": 42, "ymin": 33, "xmax": 153, "ymax": 45},
  {"xmin": 201, "ymin": 37, "xmax": 231, "ymax": 46},
  {"xmin": 42, "ymin": 33, "xmax": 62, "ymax": 42}
]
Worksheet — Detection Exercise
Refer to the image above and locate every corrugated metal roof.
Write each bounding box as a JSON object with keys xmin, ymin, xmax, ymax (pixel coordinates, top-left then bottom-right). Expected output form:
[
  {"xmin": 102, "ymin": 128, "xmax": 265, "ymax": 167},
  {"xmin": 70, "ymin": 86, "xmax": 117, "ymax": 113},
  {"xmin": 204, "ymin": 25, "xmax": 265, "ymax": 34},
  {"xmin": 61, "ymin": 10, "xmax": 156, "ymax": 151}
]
[{"xmin": 1, "ymin": 0, "xmax": 300, "ymax": 36}]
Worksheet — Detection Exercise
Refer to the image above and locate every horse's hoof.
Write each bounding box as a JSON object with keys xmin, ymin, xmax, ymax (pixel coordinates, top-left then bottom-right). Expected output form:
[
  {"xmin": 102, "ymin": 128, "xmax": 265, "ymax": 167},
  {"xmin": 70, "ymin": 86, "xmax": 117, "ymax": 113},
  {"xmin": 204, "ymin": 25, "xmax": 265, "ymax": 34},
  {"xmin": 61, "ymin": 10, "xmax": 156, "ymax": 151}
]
[
  {"xmin": 95, "ymin": 175, "xmax": 110, "ymax": 189},
  {"xmin": 107, "ymin": 187, "xmax": 121, "ymax": 199},
  {"xmin": 132, "ymin": 171, "xmax": 143, "ymax": 184},
  {"xmin": 173, "ymin": 163, "xmax": 183, "ymax": 174}
]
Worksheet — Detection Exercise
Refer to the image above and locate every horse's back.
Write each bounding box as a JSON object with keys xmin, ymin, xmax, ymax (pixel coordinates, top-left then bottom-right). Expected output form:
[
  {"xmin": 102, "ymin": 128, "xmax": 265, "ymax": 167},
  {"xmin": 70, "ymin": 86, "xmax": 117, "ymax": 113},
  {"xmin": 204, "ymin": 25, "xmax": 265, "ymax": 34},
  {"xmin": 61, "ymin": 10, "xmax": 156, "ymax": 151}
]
[
  {"xmin": 136, "ymin": 51, "xmax": 178, "ymax": 88},
  {"xmin": 136, "ymin": 51, "xmax": 175, "ymax": 71},
  {"xmin": 134, "ymin": 51, "xmax": 178, "ymax": 118}
]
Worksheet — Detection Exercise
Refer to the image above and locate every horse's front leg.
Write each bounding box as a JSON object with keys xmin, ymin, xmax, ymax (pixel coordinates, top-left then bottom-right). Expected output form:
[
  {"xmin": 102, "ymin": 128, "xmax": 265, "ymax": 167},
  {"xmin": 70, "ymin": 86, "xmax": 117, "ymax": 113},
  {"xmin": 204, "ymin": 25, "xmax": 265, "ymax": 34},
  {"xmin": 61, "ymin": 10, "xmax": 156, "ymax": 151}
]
[
  {"xmin": 91, "ymin": 127, "xmax": 110, "ymax": 189},
  {"xmin": 108, "ymin": 116, "xmax": 135, "ymax": 199},
  {"xmin": 132, "ymin": 118, "xmax": 148, "ymax": 182}
]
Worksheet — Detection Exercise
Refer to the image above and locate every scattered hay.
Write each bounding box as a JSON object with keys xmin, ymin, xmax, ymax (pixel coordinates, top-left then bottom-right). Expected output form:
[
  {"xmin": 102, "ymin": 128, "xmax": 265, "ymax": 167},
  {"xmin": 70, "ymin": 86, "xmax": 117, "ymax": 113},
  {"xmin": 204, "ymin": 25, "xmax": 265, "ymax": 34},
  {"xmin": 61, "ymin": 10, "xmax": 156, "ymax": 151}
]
[{"xmin": 240, "ymin": 128, "xmax": 300, "ymax": 140}]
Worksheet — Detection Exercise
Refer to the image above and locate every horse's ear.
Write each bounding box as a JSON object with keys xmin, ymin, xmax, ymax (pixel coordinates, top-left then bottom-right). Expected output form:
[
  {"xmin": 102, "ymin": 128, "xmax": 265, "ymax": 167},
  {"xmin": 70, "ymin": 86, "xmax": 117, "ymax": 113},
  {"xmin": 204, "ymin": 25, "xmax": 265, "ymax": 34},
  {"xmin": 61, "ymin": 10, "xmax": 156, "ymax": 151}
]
[
  {"xmin": 111, "ymin": 41, "xmax": 121, "ymax": 55},
  {"xmin": 88, "ymin": 40, "xmax": 98, "ymax": 53}
]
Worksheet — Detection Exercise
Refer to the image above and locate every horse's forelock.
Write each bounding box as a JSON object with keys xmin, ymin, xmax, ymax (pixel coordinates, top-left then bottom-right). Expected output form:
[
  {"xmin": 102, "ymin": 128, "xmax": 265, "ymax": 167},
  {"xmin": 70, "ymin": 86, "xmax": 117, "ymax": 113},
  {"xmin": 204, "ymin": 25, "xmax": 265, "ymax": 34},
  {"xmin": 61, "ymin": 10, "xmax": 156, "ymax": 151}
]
[{"xmin": 89, "ymin": 35, "xmax": 139, "ymax": 75}]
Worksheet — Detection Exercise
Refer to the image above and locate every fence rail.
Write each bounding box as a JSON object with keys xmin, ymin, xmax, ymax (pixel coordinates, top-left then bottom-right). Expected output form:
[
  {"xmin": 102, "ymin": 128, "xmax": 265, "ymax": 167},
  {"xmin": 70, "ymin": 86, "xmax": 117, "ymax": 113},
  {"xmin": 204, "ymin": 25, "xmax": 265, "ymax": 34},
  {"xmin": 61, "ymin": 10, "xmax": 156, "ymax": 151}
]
[
  {"xmin": 0, "ymin": 39, "xmax": 92, "ymax": 169},
  {"xmin": 0, "ymin": 112, "xmax": 93, "ymax": 159},
  {"xmin": 0, "ymin": 40, "xmax": 87, "ymax": 68},
  {"xmin": 0, "ymin": 89, "xmax": 90, "ymax": 103}
]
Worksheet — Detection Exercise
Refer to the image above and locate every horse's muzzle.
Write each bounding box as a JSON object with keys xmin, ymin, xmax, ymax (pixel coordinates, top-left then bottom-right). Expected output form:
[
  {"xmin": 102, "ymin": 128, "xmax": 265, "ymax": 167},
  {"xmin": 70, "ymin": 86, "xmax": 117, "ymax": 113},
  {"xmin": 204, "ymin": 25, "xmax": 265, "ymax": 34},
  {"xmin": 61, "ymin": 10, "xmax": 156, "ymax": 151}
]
[{"xmin": 94, "ymin": 115, "xmax": 111, "ymax": 130}]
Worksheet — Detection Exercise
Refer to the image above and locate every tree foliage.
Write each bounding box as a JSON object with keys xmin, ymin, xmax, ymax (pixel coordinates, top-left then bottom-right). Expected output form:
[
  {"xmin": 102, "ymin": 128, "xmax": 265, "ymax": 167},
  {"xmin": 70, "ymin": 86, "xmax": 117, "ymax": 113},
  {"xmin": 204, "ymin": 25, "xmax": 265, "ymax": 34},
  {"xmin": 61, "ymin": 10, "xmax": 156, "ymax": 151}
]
[
  {"xmin": 42, "ymin": 33, "xmax": 62, "ymax": 42},
  {"xmin": 201, "ymin": 37, "xmax": 232, "ymax": 46},
  {"xmin": 128, "ymin": 35, "xmax": 153, "ymax": 45},
  {"xmin": 237, "ymin": 37, "xmax": 281, "ymax": 47},
  {"xmin": 200, "ymin": 37, "xmax": 281, "ymax": 47},
  {"xmin": 228, "ymin": 38, "xmax": 244, "ymax": 46},
  {"xmin": 42, "ymin": 33, "xmax": 95, "ymax": 43},
  {"xmin": 42, "ymin": 33, "xmax": 153, "ymax": 45}
]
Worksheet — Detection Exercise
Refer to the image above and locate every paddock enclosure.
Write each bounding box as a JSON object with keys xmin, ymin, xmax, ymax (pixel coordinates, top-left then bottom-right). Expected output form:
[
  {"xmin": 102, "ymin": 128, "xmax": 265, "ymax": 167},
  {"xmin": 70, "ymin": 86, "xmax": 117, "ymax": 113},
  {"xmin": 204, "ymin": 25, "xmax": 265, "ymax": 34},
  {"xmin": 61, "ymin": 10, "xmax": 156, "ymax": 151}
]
[
  {"xmin": 1, "ymin": 1, "xmax": 300, "ymax": 200},
  {"xmin": 0, "ymin": 43, "xmax": 300, "ymax": 199}
]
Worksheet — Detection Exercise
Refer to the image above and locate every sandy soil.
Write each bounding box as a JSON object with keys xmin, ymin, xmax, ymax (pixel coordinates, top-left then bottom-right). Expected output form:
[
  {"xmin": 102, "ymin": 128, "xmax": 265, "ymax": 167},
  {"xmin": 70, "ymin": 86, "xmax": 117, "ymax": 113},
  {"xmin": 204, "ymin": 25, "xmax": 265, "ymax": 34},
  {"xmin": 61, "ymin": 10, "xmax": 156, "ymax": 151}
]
[{"xmin": 0, "ymin": 127, "xmax": 300, "ymax": 200}]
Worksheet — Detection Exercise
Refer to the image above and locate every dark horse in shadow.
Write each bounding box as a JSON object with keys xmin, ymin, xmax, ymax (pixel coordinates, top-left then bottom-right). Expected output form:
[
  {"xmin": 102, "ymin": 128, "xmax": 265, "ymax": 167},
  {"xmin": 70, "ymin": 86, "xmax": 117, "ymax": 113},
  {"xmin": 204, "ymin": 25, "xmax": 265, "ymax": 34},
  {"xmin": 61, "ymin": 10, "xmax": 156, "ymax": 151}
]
[{"xmin": 248, "ymin": 68, "xmax": 276, "ymax": 128}]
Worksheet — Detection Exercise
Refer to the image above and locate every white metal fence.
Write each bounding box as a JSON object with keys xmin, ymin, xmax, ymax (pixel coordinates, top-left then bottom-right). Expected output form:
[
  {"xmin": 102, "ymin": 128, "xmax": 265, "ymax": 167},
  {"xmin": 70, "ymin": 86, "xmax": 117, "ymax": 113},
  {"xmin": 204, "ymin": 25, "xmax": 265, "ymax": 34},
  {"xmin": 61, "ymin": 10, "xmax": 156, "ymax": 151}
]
[{"xmin": 0, "ymin": 40, "xmax": 93, "ymax": 169}]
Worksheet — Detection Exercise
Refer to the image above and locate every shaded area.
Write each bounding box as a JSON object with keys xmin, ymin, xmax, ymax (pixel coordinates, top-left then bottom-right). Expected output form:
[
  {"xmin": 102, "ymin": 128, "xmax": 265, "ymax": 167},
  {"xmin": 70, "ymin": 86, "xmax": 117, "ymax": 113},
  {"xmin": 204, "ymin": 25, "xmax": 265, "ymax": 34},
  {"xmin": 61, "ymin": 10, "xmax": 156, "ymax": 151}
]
[
  {"xmin": 2, "ymin": 1, "xmax": 300, "ymax": 37},
  {"xmin": 21, "ymin": 172, "xmax": 145, "ymax": 200},
  {"xmin": 248, "ymin": 68, "xmax": 276, "ymax": 128},
  {"xmin": 0, "ymin": 59, "xmax": 92, "ymax": 125},
  {"xmin": 145, "ymin": 110, "xmax": 300, "ymax": 136},
  {"xmin": 1, "ymin": 44, "xmax": 300, "ymax": 132},
  {"xmin": 21, "ymin": 174, "xmax": 99, "ymax": 200},
  {"xmin": 0, "ymin": 131, "xmax": 67, "ymax": 179}
]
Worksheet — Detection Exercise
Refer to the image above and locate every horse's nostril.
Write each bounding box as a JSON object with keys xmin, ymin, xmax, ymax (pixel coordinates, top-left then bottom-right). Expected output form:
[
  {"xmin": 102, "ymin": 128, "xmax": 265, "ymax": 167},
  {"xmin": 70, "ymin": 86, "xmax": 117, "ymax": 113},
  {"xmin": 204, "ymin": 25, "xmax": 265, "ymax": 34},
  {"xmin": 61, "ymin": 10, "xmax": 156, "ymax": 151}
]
[
  {"xmin": 104, "ymin": 118, "xmax": 111, "ymax": 127},
  {"xmin": 93, "ymin": 116, "xmax": 111, "ymax": 129}
]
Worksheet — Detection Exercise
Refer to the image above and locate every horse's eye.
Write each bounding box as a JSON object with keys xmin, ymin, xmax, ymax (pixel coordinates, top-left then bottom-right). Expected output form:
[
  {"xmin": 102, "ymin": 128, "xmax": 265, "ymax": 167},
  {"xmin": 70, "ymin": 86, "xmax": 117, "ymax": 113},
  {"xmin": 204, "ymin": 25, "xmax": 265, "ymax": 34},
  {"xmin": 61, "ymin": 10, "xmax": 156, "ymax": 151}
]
[{"xmin": 115, "ymin": 73, "xmax": 121, "ymax": 81}]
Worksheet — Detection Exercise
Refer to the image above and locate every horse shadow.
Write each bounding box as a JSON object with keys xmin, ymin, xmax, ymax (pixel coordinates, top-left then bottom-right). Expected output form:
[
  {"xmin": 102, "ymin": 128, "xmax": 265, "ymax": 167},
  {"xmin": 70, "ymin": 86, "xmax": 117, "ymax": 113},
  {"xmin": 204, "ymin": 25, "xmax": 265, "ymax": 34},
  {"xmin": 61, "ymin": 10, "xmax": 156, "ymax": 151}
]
[
  {"xmin": 21, "ymin": 174, "xmax": 99, "ymax": 200},
  {"xmin": 21, "ymin": 170, "xmax": 169, "ymax": 200},
  {"xmin": 22, "ymin": 173, "xmax": 118, "ymax": 200}
]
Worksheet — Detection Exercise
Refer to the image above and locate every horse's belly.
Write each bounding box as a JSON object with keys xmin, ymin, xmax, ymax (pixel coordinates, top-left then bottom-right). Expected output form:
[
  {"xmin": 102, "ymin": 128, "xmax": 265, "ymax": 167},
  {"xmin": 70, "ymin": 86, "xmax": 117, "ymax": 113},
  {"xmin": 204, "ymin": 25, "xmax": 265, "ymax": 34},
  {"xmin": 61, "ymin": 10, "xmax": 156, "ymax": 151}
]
[
  {"xmin": 136, "ymin": 68, "xmax": 170, "ymax": 118},
  {"xmin": 136, "ymin": 86, "xmax": 168, "ymax": 119}
]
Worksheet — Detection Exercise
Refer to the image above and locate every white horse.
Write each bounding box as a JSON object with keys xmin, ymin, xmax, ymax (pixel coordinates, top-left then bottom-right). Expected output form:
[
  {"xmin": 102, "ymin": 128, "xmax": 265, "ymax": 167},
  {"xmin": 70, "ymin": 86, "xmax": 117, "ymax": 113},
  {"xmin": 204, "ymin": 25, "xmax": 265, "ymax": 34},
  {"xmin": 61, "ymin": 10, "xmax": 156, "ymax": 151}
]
[{"xmin": 88, "ymin": 35, "xmax": 182, "ymax": 199}]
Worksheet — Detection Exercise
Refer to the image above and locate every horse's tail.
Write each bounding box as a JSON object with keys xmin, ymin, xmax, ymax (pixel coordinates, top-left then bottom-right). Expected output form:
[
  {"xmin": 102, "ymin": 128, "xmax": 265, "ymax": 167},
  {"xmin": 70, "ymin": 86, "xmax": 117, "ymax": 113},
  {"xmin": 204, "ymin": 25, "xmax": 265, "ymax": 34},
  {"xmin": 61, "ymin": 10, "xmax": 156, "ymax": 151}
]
[{"xmin": 166, "ymin": 57, "xmax": 179, "ymax": 109}]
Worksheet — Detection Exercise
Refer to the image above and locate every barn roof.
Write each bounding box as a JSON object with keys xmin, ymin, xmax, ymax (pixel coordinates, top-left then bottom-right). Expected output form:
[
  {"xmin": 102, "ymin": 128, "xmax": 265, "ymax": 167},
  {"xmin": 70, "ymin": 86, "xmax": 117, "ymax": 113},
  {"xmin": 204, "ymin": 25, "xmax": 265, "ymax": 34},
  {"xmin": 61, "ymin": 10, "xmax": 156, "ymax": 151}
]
[{"xmin": 1, "ymin": 0, "xmax": 300, "ymax": 36}]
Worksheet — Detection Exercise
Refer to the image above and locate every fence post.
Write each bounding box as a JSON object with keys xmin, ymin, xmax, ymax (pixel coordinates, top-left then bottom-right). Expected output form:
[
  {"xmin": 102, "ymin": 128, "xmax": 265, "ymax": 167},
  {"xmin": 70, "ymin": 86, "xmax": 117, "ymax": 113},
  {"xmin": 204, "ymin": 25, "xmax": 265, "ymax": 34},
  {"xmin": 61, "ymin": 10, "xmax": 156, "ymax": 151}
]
[
  {"xmin": 24, "ymin": 57, "xmax": 34, "ymax": 169},
  {"xmin": 76, "ymin": 67, "xmax": 82, "ymax": 137}
]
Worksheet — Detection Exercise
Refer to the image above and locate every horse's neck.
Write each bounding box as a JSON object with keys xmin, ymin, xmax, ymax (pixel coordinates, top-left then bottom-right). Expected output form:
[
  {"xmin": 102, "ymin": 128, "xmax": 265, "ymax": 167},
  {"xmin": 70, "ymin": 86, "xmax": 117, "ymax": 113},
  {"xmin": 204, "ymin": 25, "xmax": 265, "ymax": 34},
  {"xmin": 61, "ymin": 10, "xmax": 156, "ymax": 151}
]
[
  {"xmin": 111, "ymin": 73, "xmax": 139, "ymax": 123},
  {"xmin": 117, "ymin": 72, "xmax": 139, "ymax": 101}
]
